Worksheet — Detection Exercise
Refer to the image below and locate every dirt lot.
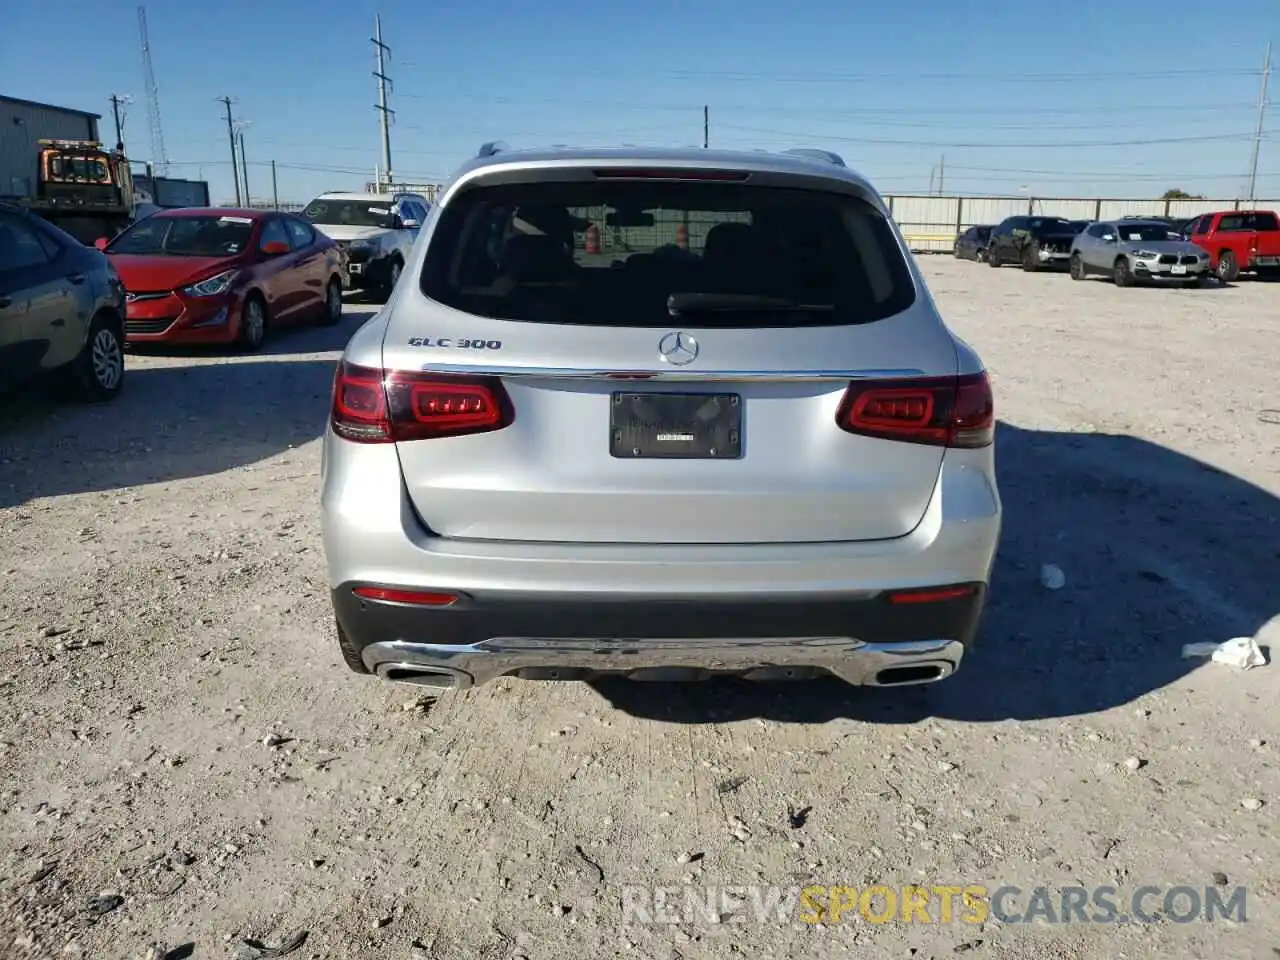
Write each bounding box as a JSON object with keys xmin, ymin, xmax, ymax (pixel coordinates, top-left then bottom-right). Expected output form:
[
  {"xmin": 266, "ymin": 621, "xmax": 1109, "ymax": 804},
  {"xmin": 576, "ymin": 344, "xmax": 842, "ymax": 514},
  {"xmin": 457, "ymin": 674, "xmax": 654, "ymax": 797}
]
[{"xmin": 1, "ymin": 260, "xmax": 1278, "ymax": 960}]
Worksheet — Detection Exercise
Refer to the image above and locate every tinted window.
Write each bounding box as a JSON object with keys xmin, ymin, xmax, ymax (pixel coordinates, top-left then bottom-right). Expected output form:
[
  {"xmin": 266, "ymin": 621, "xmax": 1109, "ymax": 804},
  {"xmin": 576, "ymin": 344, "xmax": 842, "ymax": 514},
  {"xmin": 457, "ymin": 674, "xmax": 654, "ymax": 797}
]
[
  {"xmin": 1027, "ymin": 218, "xmax": 1072, "ymax": 232},
  {"xmin": 300, "ymin": 198, "xmax": 396, "ymax": 228},
  {"xmin": 0, "ymin": 213, "xmax": 54, "ymax": 271},
  {"xmin": 260, "ymin": 218, "xmax": 290, "ymax": 249},
  {"xmin": 975, "ymin": 226, "xmax": 991, "ymax": 239},
  {"xmin": 1249, "ymin": 212, "xmax": 1279, "ymax": 231},
  {"xmin": 1085, "ymin": 224, "xmax": 1106, "ymax": 238},
  {"xmin": 285, "ymin": 218, "xmax": 315, "ymax": 248},
  {"xmin": 421, "ymin": 180, "xmax": 916, "ymax": 329},
  {"xmin": 110, "ymin": 215, "xmax": 255, "ymax": 256},
  {"xmin": 1217, "ymin": 214, "xmax": 1246, "ymax": 231}
]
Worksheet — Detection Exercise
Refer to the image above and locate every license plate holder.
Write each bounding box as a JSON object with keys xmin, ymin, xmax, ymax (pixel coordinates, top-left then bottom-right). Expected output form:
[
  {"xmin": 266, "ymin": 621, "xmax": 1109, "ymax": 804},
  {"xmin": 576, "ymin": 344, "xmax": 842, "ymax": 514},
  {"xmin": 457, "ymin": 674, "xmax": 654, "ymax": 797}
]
[
  {"xmin": 1171, "ymin": 264, "xmax": 1187, "ymax": 275},
  {"xmin": 611, "ymin": 392, "xmax": 741, "ymax": 459}
]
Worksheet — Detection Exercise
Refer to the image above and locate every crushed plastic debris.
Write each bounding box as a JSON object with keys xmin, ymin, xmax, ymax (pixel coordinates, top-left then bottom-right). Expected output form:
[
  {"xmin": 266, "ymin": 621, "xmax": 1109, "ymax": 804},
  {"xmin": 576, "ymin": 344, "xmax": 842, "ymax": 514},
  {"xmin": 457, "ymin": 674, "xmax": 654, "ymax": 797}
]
[
  {"xmin": 1039, "ymin": 564, "xmax": 1066, "ymax": 590},
  {"xmin": 1181, "ymin": 636, "xmax": 1267, "ymax": 670}
]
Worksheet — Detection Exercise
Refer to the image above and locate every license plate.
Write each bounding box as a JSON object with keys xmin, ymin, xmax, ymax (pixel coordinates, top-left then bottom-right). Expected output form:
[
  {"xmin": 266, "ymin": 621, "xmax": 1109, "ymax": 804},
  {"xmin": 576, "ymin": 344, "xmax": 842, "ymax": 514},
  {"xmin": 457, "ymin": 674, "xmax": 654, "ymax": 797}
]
[
  {"xmin": 350, "ymin": 263, "xmax": 363, "ymax": 274},
  {"xmin": 1171, "ymin": 264, "xmax": 1187, "ymax": 275},
  {"xmin": 610, "ymin": 392, "xmax": 741, "ymax": 459}
]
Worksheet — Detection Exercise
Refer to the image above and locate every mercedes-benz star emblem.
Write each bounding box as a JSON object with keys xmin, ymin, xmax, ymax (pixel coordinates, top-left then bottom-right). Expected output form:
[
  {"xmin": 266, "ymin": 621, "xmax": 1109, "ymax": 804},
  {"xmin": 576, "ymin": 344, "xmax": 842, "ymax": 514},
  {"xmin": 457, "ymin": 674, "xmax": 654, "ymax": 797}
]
[{"xmin": 658, "ymin": 331, "xmax": 699, "ymax": 366}]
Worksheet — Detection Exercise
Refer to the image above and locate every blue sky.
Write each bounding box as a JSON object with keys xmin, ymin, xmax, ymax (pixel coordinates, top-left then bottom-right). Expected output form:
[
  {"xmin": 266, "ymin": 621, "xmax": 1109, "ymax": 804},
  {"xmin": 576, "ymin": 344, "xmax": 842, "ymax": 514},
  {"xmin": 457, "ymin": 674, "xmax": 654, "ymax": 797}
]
[{"xmin": 4, "ymin": 0, "xmax": 1277, "ymax": 204}]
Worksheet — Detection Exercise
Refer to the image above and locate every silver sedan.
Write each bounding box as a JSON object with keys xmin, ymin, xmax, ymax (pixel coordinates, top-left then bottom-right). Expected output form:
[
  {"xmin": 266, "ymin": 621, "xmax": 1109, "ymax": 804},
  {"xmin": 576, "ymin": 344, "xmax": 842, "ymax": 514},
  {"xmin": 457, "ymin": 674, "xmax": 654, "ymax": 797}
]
[{"xmin": 1070, "ymin": 220, "xmax": 1211, "ymax": 287}]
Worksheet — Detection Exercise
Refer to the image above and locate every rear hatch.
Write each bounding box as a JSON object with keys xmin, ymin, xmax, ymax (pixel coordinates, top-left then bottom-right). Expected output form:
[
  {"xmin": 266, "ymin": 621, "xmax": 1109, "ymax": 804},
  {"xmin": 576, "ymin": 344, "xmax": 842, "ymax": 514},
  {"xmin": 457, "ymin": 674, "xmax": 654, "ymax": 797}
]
[{"xmin": 378, "ymin": 163, "xmax": 961, "ymax": 545}]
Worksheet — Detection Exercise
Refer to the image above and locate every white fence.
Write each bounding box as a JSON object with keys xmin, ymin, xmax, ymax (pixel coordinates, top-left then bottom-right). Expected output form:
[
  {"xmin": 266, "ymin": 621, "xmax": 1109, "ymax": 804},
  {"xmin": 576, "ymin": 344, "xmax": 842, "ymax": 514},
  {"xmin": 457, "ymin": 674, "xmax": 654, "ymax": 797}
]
[{"xmin": 888, "ymin": 195, "xmax": 1280, "ymax": 252}]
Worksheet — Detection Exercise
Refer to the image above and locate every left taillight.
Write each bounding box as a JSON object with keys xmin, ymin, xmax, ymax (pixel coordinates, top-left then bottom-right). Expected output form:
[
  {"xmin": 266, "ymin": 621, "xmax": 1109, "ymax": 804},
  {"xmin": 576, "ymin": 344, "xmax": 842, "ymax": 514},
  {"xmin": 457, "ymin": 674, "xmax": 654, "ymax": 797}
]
[
  {"xmin": 835, "ymin": 372, "xmax": 994, "ymax": 448},
  {"xmin": 330, "ymin": 361, "xmax": 513, "ymax": 444}
]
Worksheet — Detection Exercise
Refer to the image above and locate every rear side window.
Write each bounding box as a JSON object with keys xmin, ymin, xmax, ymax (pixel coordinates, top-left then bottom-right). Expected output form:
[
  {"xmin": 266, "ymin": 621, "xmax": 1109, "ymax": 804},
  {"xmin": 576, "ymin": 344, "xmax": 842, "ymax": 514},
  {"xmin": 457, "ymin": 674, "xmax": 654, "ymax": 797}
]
[
  {"xmin": 419, "ymin": 180, "xmax": 916, "ymax": 328},
  {"xmin": 1249, "ymin": 212, "xmax": 1279, "ymax": 231}
]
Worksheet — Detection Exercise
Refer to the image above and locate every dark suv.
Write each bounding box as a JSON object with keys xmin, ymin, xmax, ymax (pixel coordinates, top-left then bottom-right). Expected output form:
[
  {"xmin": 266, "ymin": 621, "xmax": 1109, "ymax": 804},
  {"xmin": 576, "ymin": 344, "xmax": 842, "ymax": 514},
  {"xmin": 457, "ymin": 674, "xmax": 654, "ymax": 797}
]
[
  {"xmin": 987, "ymin": 216, "xmax": 1083, "ymax": 272},
  {"xmin": 0, "ymin": 203, "xmax": 127, "ymax": 402}
]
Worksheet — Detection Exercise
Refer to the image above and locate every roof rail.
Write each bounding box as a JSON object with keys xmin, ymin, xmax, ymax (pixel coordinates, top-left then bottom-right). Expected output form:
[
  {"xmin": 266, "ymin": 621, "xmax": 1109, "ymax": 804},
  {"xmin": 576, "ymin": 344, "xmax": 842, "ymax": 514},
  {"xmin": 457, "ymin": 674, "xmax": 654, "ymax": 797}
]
[
  {"xmin": 477, "ymin": 141, "xmax": 510, "ymax": 158},
  {"xmin": 782, "ymin": 148, "xmax": 846, "ymax": 167}
]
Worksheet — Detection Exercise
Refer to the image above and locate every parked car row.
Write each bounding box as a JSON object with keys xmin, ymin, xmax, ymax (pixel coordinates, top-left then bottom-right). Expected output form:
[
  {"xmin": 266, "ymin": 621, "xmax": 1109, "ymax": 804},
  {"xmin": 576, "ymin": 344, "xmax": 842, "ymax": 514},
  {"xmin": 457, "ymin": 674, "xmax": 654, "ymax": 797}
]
[
  {"xmin": 955, "ymin": 210, "xmax": 1280, "ymax": 286},
  {"xmin": 1, "ymin": 189, "xmax": 436, "ymax": 406}
]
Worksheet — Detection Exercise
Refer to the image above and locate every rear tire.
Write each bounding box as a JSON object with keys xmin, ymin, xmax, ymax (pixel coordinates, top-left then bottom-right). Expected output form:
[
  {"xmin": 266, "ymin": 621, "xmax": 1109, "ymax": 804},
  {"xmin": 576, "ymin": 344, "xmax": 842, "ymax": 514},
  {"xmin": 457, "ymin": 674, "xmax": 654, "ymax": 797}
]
[
  {"xmin": 71, "ymin": 312, "xmax": 125, "ymax": 402},
  {"xmin": 1216, "ymin": 250, "xmax": 1238, "ymax": 283},
  {"xmin": 336, "ymin": 620, "xmax": 370, "ymax": 675},
  {"xmin": 987, "ymin": 245, "xmax": 1002, "ymax": 267},
  {"xmin": 320, "ymin": 277, "xmax": 343, "ymax": 326}
]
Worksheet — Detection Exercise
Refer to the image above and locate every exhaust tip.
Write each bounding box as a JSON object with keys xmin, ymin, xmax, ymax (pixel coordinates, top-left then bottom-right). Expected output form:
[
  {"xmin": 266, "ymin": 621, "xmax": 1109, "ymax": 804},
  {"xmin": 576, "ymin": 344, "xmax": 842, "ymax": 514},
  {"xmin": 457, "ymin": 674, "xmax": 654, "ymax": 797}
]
[
  {"xmin": 872, "ymin": 663, "xmax": 950, "ymax": 686},
  {"xmin": 375, "ymin": 663, "xmax": 472, "ymax": 689}
]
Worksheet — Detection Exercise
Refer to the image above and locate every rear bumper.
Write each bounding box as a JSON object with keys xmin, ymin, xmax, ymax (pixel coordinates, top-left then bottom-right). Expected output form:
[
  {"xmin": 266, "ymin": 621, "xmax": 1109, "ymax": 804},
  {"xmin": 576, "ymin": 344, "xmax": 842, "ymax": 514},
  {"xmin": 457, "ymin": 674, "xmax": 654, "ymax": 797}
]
[
  {"xmin": 334, "ymin": 583, "xmax": 986, "ymax": 688},
  {"xmin": 320, "ymin": 432, "xmax": 1001, "ymax": 688}
]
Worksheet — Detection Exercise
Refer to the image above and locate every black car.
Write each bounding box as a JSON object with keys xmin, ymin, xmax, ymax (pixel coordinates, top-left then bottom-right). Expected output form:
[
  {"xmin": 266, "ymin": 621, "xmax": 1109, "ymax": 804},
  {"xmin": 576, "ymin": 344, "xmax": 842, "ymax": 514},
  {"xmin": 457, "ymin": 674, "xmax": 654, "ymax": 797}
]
[
  {"xmin": 0, "ymin": 202, "xmax": 126, "ymax": 402},
  {"xmin": 986, "ymin": 215, "xmax": 1081, "ymax": 272},
  {"xmin": 953, "ymin": 225, "xmax": 993, "ymax": 262}
]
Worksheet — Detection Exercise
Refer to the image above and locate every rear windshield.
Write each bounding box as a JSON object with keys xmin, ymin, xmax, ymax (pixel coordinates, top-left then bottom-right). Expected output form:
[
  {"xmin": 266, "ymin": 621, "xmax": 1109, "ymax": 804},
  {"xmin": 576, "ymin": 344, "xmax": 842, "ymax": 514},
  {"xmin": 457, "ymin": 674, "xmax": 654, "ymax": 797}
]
[{"xmin": 419, "ymin": 180, "xmax": 916, "ymax": 327}]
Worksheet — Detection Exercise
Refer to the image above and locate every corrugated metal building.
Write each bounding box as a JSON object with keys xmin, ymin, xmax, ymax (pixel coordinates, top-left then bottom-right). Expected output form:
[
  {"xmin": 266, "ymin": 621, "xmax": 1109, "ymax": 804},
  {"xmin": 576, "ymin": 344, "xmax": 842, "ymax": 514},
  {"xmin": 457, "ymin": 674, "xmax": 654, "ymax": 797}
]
[{"xmin": 1, "ymin": 95, "xmax": 101, "ymax": 198}]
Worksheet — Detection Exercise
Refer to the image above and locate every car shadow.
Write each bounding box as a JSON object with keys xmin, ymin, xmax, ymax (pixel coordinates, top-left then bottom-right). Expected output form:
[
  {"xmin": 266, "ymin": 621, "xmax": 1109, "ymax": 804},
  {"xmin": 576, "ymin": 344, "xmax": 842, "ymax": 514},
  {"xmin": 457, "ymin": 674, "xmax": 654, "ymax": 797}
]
[
  {"xmin": 0, "ymin": 355, "xmax": 340, "ymax": 509},
  {"xmin": 590, "ymin": 422, "xmax": 1278, "ymax": 724}
]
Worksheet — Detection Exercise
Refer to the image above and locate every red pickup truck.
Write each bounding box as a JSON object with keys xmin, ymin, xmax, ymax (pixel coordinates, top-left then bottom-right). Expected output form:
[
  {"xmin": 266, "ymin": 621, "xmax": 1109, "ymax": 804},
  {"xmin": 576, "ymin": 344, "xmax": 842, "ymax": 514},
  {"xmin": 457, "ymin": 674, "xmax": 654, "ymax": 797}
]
[{"xmin": 1184, "ymin": 210, "xmax": 1280, "ymax": 282}]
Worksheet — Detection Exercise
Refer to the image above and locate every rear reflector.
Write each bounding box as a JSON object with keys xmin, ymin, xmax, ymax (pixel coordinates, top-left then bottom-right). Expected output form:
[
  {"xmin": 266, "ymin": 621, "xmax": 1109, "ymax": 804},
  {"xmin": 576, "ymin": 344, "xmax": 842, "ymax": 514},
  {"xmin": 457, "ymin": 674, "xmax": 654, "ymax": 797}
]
[
  {"xmin": 591, "ymin": 168, "xmax": 751, "ymax": 182},
  {"xmin": 331, "ymin": 361, "xmax": 513, "ymax": 444},
  {"xmin": 836, "ymin": 372, "xmax": 994, "ymax": 448},
  {"xmin": 353, "ymin": 587, "xmax": 459, "ymax": 606},
  {"xmin": 887, "ymin": 585, "xmax": 978, "ymax": 605}
]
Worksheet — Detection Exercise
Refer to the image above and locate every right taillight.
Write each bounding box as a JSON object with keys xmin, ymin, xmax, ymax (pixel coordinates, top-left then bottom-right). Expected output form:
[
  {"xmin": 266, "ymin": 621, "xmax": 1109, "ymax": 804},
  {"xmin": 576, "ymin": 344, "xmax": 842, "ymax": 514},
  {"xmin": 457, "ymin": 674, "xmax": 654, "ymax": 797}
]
[
  {"xmin": 330, "ymin": 361, "xmax": 513, "ymax": 444},
  {"xmin": 835, "ymin": 372, "xmax": 994, "ymax": 448}
]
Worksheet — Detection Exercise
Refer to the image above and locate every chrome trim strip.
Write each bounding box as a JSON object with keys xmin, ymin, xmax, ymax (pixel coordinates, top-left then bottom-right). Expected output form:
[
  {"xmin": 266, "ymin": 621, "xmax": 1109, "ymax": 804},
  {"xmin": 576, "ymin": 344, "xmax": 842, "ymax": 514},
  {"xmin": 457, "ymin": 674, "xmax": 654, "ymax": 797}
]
[
  {"xmin": 413, "ymin": 363, "xmax": 927, "ymax": 382},
  {"xmin": 360, "ymin": 637, "xmax": 965, "ymax": 688}
]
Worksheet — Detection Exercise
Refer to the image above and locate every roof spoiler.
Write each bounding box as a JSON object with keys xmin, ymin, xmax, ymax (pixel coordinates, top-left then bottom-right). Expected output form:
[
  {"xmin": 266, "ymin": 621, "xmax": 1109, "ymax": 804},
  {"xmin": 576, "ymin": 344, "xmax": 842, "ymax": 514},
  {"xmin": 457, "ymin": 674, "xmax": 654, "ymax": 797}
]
[
  {"xmin": 781, "ymin": 148, "xmax": 846, "ymax": 167},
  {"xmin": 477, "ymin": 141, "xmax": 510, "ymax": 158}
]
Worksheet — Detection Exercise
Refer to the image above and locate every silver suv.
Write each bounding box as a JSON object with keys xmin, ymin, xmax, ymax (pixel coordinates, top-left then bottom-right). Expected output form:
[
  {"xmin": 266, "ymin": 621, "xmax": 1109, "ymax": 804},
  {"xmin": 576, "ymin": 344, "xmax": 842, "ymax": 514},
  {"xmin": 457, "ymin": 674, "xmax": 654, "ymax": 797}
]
[{"xmin": 320, "ymin": 144, "xmax": 1002, "ymax": 692}]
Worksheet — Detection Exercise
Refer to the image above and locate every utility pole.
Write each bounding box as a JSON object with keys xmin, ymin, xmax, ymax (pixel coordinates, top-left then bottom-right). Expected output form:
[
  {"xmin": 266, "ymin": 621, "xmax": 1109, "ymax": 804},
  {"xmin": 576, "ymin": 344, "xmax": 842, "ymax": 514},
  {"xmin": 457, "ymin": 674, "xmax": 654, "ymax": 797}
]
[
  {"xmin": 1247, "ymin": 41, "xmax": 1272, "ymax": 204},
  {"xmin": 372, "ymin": 14, "xmax": 394, "ymax": 187},
  {"xmin": 271, "ymin": 159, "xmax": 279, "ymax": 211},
  {"xmin": 218, "ymin": 96, "xmax": 241, "ymax": 205},
  {"xmin": 928, "ymin": 166, "xmax": 935, "ymax": 195},
  {"xmin": 239, "ymin": 130, "xmax": 250, "ymax": 206},
  {"xmin": 703, "ymin": 105, "xmax": 709, "ymax": 148},
  {"xmin": 108, "ymin": 94, "xmax": 130, "ymax": 153},
  {"xmin": 939, "ymin": 154, "xmax": 946, "ymax": 195}
]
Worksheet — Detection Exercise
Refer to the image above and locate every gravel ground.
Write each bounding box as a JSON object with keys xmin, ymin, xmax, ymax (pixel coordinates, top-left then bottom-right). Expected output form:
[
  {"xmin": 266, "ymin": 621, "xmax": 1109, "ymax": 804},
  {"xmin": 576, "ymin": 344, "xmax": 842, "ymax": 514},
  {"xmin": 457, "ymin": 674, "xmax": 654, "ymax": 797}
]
[{"xmin": 1, "ymin": 262, "xmax": 1278, "ymax": 960}]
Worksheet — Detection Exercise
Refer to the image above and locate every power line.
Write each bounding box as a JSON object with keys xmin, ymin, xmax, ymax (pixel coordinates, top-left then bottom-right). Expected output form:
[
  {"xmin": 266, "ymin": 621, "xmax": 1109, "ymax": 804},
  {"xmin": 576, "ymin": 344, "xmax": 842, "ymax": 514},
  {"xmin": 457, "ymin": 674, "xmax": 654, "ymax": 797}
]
[
  {"xmin": 372, "ymin": 13, "xmax": 394, "ymax": 185},
  {"xmin": 1247, "ymin": 41, "xmax": 1273, "ymax": 203},
  {"xmin": 108, "ymin": 94, "xmax": 131, "ymax": 154},
  {"xmin": 216, "ymin": 96, "xmax": 240, "ymax": 205},
  {"xmin": 718, "ymin": 121, "xmax": 1269, "ymax": 149}
]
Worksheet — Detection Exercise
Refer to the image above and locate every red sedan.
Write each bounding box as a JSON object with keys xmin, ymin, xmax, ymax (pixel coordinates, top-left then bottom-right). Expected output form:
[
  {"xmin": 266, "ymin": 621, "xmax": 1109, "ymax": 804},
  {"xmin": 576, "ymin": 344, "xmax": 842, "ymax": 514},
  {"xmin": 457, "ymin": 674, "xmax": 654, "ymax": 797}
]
[{"xmin": 100, "ymin": 207, "xmax": 347, "ymax": 349}]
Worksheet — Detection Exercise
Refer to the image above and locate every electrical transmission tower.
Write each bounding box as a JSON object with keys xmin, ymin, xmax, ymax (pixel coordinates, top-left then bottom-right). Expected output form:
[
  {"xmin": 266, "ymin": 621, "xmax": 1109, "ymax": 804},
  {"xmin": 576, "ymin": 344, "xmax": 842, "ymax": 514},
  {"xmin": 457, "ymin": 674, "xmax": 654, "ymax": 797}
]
[{"xmin": 138, "ymin": 6, "xmax": 169, "ymax": 174}]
